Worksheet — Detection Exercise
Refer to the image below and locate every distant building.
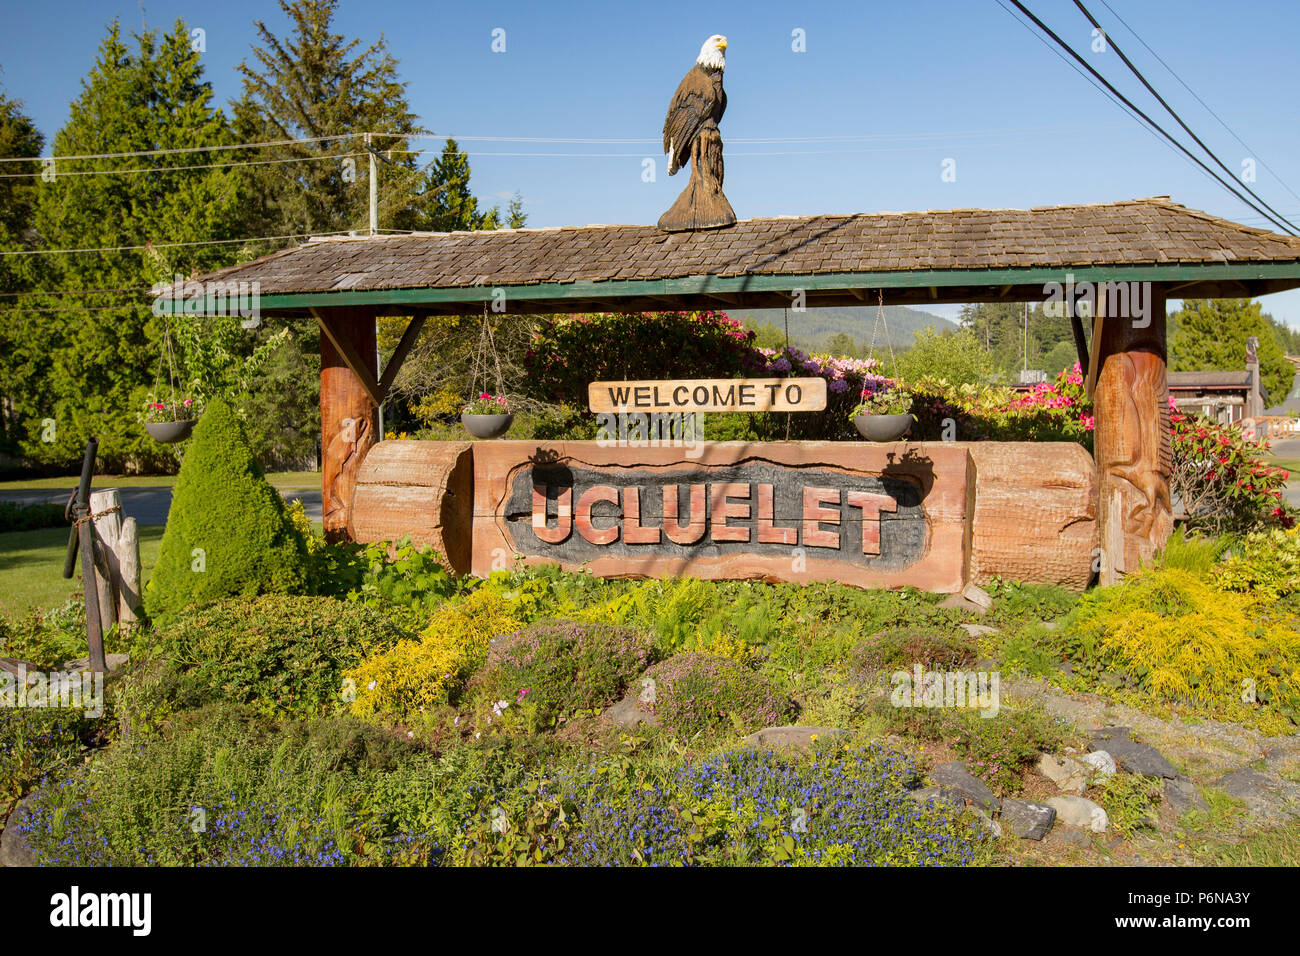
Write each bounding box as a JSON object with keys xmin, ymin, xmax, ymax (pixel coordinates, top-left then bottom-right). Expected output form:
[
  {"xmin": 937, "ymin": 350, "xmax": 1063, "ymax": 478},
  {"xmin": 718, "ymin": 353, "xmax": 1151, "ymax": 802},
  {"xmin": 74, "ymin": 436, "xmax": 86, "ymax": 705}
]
[
  {"xmin": 1167, "ymin": 370, "xmax": 1263, "ymax": 425},
  {"xmin": 1263, "ymin": 357, "xmax": 1300, "ymax": 417}
]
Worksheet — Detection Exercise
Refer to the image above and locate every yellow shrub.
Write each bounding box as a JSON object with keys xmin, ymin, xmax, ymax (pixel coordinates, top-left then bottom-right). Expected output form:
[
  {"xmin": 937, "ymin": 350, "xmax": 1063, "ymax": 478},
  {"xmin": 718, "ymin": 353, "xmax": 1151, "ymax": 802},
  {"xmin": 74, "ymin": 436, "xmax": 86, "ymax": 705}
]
[
  {"xmin": 680, "ymin": 630, "xmax": 756, "ymax": 665},
  {"xmin": 1072, "ymin": 567, "xmax": 1300, "ymax": 727},
  {"xmin": 347, "ymin": 588, "xmax": 522, "ymax": 717}
]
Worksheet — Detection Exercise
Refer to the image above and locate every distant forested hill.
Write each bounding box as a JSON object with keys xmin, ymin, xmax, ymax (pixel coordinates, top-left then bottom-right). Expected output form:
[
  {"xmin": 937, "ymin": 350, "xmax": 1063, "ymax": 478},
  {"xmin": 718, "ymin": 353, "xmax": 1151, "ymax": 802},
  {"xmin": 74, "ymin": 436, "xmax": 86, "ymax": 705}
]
[{"xmin": 728, "ymin": 306, "xmax": 957, "ymax": 354}]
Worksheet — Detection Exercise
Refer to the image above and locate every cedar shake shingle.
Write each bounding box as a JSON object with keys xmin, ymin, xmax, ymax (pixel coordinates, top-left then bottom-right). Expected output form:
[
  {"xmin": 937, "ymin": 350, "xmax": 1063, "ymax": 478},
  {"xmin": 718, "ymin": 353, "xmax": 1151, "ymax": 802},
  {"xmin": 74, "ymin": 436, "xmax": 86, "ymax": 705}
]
[{"xmin": 194, "ymin": 198, "xmax": 1300, "ymax": 295}]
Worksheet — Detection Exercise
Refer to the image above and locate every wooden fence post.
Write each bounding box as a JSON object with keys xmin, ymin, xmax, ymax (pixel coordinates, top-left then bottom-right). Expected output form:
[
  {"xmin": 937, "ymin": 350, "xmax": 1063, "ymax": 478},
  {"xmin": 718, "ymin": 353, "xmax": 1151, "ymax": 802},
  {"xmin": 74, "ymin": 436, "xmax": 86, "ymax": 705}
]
[
  {"xmin": 117, "ymin": 516, "xmax": 142, "ymax": 628},
  {"xmin": 88, "ymin": 489, "xmax": 122, "ymax": 631}
]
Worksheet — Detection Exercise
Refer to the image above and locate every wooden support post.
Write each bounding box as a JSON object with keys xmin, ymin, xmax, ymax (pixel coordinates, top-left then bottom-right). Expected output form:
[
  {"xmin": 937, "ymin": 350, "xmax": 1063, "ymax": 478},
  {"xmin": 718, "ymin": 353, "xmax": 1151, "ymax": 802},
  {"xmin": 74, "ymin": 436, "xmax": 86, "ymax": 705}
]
[
  {"xmin": 1092, "ymin": 283, "xmax": 1172, "ymax": 584},
  {"xmin": 88, "ymin": 489, "xmax": 122, "ymax": 632},
  {"xmin": 319, "ymin": 307, "xmax": 380, "ymax": 541},
  {"xmin": 117, "ymin": 517, "xmax": 142, "ymax": 628}
]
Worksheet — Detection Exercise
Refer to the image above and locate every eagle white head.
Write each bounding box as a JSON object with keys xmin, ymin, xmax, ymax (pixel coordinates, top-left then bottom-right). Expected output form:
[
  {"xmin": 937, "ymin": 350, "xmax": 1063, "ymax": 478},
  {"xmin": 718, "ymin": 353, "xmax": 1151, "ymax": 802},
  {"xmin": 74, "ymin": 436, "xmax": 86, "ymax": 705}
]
[{"xmin": 697, "ymin": 34, "xmax": 727, "ymax": 71}]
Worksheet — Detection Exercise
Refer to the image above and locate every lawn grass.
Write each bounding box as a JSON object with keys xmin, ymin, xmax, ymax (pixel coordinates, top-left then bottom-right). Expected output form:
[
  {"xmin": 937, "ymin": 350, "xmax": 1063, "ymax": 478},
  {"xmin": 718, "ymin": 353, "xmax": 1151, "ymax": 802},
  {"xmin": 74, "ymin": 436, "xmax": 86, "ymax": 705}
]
[
  {"xmin": 0, "ymin": 470, "xmax": 319, "ymax": 491},
  {"xmin": 1198, "ymin": 818, "xmax": 1300, "ymax": 866},
  {"xmin": 1264, "ymin": 456, "xmax": 1300, "ymax": 478},
  {"xmin": 0, "ymin": 525, "xmax": 165, "ymax": 619}
]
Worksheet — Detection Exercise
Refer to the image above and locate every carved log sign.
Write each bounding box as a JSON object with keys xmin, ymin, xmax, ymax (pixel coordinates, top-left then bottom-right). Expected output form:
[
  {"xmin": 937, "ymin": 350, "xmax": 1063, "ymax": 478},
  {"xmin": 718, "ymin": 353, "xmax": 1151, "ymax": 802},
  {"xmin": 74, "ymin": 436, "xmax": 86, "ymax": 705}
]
[{"xmin": 349, "ymin": 440, "xmax": 1098, "ymax": 593}]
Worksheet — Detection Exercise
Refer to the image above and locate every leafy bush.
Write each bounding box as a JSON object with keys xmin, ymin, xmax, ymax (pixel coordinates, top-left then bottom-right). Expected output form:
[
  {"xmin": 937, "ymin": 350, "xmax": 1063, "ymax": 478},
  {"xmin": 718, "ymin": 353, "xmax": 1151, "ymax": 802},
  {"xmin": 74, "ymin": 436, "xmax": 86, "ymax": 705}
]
[
  {"xmin": 1170, "ymin": 410, "xmax": 1293, "ymax": 534},
  {"xmin": 0, "ymin": 500, "xmax": 67, "ymax": 533},
  {"xmin": 1093, "ymin": 772, "xmax": 1163, "ymax": 837},
  {"xmin": 479, "ymin": 620, "xmax": 661, "ymax": 728},
  {"xmin": 0, "ymin": 598, "xmax": 92, "ymax": 669},
  {"xmin": 347, "ymin": 589, "xmax": 522, "ymax": 717},
  {"xmin": 148, "ymin": 595, "xmax": 409, "ymax": 719},
  {"xmin": 145, "ymin": 398, "xmax": 308, "ymax": 619},
  {"xmin": 17, "ymin": 705, "xmax": 440, "ymax": 866},
  {"xmin": 637, "ymin": 653, "xmax": 794, "ymax": 738}
]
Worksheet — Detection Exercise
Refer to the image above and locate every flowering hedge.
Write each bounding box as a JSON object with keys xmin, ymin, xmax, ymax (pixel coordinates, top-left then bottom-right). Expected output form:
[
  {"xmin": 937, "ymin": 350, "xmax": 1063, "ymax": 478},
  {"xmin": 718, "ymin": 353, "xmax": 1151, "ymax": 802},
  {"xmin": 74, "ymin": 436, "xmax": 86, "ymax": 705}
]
[{"xmin": 908, "ymin": 363, "xmax": 1093, "ymax": 446}]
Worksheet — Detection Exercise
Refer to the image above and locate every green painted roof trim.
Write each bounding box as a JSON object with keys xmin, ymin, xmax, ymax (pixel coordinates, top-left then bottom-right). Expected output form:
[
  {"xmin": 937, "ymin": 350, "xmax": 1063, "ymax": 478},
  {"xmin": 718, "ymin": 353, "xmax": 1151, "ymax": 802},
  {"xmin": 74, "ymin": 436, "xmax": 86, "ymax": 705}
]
[{"xmin": 156, "ymin": 260, "xmax": 1300, "ymax": 313}]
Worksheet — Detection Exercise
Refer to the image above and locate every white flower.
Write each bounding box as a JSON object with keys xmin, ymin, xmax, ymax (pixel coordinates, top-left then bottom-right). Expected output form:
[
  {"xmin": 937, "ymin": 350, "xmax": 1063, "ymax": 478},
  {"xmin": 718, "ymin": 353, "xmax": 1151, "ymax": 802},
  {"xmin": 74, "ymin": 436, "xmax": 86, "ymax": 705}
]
[
  {"xmin": 454, "ymin": 715, "xmax": 460, "ymax": 728},
  {"xmin": 367, "ymin": 680, "xmax": 376, "ymax": 691},
  {"xmin": 492, "ymin": 699, "xmax": 510, "ymax": 717}
]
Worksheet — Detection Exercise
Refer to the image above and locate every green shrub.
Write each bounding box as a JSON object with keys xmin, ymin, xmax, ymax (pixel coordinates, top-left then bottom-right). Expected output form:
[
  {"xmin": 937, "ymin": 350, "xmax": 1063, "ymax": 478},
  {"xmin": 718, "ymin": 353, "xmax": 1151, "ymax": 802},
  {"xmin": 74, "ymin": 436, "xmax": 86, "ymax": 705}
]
[
  {"xmin": 145, "ymin": 397, "xmax": 308, "ymax": 620},
  {"xmin": 1, "ymin": 707, "xmax": 104, "ymax": 802},
  {"xmin": 17, "ymin": 705, "xmax": 440, "ymax": 866},
  {"xmin": 884, "ymin": 702, "xmax": 1075, "ymax": 794},
  {"xmin": 146, "ymin": 595, "xmax": 409, "ymax": 719},
  {"xmin": 1214, "ymin": 527, "xmax": 1300, "ymax": 603},
  {"xmin": 637, "ymin": 653, "xmax": 794, "ymax": 738},
  {"xmin": 1093, "ymin": 772, "xmax": 1163, "ymax": 837},
  {"xmin": 0, "ymin": 598, "xmax": 92, "ymax": 669},
  {"xmin": 0, "ymin": 501, "xmax": 67, "ymax": 533},
  {"xmin": 853, "ymin": 626, "xmax": 979, "ymax": 672},
  {"xmin": 481, "ymin": 619, "xmax": 662, "ymax": 728}
]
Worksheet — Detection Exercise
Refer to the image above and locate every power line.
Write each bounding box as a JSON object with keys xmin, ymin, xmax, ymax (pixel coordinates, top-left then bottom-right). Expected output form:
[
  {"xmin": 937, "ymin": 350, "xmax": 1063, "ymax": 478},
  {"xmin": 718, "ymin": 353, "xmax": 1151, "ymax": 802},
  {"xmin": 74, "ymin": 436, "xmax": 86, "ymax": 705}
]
[
  {"xmin": 1073, "ymin": 0, "xmax": 1300, "ymax": 234},
  {"xmin": 1096, "ymin": 0, "xmax": 1300, "ymax": 204},
  {"xmin": 1003, "ymin": 0, "xmax": 1298, "ymax": 235},
  {"xmin": 0, "ymin": 134, "xmax": 344, "ymax": 164},
  {"xmin": 0, "ymin": 151, "xmax": 365, "ymax": 180},
  {"xmin": 0, "ymin": 231, "xmax": 355, "ymax": 258}
]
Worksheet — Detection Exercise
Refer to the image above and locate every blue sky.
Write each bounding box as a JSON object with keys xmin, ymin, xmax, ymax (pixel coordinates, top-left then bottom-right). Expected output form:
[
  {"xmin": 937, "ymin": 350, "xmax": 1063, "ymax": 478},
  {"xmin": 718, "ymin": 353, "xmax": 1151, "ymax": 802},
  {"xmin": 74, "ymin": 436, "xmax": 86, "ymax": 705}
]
[{"xmin": 3, "ymin": 0, "xmax": 1300, "ymax": 325}]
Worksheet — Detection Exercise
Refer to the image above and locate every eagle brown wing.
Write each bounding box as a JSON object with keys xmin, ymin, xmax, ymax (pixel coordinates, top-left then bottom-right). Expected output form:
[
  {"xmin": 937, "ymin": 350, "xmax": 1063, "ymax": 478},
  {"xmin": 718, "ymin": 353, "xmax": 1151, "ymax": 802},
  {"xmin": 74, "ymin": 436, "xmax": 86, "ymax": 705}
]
[{"xmin": 662, "ymin": 64, "xmax": 720, "ymax": 176}]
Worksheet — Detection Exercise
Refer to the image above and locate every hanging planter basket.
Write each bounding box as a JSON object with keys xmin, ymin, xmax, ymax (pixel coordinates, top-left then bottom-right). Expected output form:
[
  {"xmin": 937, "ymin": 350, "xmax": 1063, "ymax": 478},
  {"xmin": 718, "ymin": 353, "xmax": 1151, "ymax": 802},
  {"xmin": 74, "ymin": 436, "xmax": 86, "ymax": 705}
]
[
  {"xmin": 145, "ymin": 420, "xmax": 195, "ymax": 444},
  {"xmin": 460, "ymin": 411, "xmax": 514, "ymax": 439},
  {"xmin": 852, "ymin": 413, "xmax": 912, "ymax": 442}
]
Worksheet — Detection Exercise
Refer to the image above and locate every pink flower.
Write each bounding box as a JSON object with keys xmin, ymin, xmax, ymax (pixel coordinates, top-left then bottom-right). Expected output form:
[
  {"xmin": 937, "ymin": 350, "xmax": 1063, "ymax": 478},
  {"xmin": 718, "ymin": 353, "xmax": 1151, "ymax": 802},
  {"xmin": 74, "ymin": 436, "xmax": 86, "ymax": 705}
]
[{"xmin": 480, "ymin": 392, "xmax": 491, "ymax": 400}]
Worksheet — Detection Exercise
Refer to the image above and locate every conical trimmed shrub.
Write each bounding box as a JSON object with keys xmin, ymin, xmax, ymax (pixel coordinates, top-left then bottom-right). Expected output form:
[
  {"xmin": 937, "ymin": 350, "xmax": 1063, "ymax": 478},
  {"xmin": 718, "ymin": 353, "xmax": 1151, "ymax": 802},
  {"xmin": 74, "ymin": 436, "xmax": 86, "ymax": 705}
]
[{"xmin": 145, "ymin": 398, "xmax": 308, "ymax": 620}]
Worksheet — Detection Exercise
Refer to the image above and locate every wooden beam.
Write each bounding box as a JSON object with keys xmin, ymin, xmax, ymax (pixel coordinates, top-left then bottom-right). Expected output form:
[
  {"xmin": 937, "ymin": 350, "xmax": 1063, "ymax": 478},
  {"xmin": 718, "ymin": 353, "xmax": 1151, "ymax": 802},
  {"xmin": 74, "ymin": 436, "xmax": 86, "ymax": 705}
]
[
  {"xmin": 1069, "ymin": 303, "xmax": 1090, "ymax": 376},
  {"xmin": 1084, "ymin": 304, "xmax": 1107, "ymax": 400},
  {"xmin": 314, "ymin": 308, "xmax": 383, "ymax": 406},
  {"xmin": 378, "ymin": 313, "xmax": 428, "ymax": 397}
]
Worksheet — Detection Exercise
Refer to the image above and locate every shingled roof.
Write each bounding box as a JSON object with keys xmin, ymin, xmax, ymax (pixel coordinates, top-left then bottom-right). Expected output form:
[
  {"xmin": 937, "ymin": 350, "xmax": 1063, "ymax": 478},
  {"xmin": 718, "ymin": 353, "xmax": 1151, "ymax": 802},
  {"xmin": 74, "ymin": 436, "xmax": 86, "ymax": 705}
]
[{"xmin": 193, "ymin": 197, "xmax": 1300, "ymax": 313}]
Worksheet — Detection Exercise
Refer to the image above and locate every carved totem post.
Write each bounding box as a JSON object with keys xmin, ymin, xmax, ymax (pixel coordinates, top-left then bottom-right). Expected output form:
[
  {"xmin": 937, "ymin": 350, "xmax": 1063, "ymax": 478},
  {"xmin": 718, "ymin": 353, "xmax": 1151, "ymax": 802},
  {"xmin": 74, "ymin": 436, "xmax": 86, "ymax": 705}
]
[
  {"xmin": 658, "ymin": 121, "xmax": 736, "ymax": 232},
  {"xmin": 1091, "ymin": 283, "xmax": 1172, "ymax": 584},
  {"xmin": 319, "ymin": 307, "xmax": 379, "ymax": 541}
]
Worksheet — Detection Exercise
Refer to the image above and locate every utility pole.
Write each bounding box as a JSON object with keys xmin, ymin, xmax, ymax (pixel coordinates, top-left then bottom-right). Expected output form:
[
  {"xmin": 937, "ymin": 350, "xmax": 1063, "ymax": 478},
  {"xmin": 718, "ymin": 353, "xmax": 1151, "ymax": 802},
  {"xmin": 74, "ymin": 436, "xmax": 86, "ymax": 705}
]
[
  {"xmin": 365, "ymin": 132, "xmax": 377, "ymax": 237},
  {"xmin": 1023, "ymin": 301, "xmax": 1029, "ymax": 372}
]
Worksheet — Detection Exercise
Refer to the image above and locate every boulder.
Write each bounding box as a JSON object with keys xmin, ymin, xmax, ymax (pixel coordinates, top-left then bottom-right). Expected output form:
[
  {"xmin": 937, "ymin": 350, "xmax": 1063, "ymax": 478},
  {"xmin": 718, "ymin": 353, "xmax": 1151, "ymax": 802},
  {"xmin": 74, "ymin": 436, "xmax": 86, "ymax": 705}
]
[
  {"xmin": 908, "ymin": 786, "xmax": 965, "ymax": 810},
  {"xmin": 1080, "ymin": 750, "xmax": 1117, "ymax": 780},
  {"xmin": 1037, "ymin": 753, "xmax": 1089, "ymax": 794},
  {"xmin": 1213, "ymin": 768, "xmax": 1300, "ymax": 823},
  {"xmin": 0, "ymin": 794, "xmax": 38, "ymax": 867},
  {"xmin": 1164, "ymin": 776, "xmax": 1208, "ymax": 815},
  {"xmin": 1000, "ymin": 798, "xmax": 1056, "ymax": 840},
  {"xmin": 602, "ymin": 695, "xmax": 659, "ymax": 729},
  {"xmin": 742, "ymin": 725, "xmax": 845, "ymax": 750},
  {"xmin": 958, "ymin": 624, "xmax": 999, "ymax": 639},
  {"xmin": 965, "ymin": 806, "xmax": 1002, "ymax": 838},
  {"xmin": 1046, "ymin": 795, "xmax": 1108, "ymax": 833},
  {"xmin": 1089, "ymin": 728, "xmax": 1178, "ymax": 779},
  {"xmin": 929, "ymin": 761, "xmax": 1000, "ymax": 813}
]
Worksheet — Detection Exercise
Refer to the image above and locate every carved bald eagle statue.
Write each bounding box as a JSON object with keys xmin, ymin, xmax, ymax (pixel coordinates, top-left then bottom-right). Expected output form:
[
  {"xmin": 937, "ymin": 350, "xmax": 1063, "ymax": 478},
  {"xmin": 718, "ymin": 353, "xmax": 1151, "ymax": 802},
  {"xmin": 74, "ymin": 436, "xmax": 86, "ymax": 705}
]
[{"xmin": 657, "ymin": 35, "xmax": 736, "ymax": 232}]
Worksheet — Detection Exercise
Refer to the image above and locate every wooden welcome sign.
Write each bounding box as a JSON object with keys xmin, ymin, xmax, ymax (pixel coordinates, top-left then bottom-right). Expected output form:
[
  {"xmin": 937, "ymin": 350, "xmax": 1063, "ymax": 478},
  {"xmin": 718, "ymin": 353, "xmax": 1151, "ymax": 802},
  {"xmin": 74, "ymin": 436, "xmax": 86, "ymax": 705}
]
[
  {"xmin": 588, "ymin": 377, "xmax": 827, "ymax": 413},
  {"xmin": 349, "ymin": 440, "xmax": 1100, "ymax": 593}
]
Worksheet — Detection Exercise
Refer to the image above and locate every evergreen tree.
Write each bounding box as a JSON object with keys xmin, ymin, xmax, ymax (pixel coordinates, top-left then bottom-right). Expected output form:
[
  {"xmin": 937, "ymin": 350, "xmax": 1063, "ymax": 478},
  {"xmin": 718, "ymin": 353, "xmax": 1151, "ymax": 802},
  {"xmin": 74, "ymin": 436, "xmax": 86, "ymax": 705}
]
[
  {"xmin": 506, "ymin": 191, "xmax": 528, "ymax": 229},
  {"xmin": 1169, "ymin": 299, "xmax": 1292, "ymax": 401},
  {"xmin": 25, "ymin": 20, "xmax": 245, "ymax": 471},
  {"xmin": 0, "ymin": 90, "xmax": 45, "ymax": 455},
  {"xmin": 145, "ymin": 397, "xmax": 307, "ymax": 619},
  {"xmin": 233, "ymin": 0, "xmax": 423, "ymax": 239},
  {"xmin": 411, "ymin": 139, "xmax": 500, "ymax": 232}
]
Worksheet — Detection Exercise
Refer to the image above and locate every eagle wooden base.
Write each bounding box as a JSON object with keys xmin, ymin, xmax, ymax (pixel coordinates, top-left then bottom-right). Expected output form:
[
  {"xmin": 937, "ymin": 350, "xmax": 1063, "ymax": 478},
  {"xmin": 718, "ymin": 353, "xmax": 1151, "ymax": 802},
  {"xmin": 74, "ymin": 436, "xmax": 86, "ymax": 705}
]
[
  {"xmin": 658, "ymin": 122, "xmax": 736, "ymax": 232},
  {"xmin": 347, "ymin": 439, "xmax": 1100, "ymax": 592}
]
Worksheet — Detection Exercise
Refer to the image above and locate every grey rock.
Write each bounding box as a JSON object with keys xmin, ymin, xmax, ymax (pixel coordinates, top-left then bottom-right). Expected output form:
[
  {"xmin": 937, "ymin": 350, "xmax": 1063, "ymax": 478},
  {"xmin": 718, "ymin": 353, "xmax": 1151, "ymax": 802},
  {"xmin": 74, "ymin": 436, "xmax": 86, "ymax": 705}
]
[
  {"xmin": 1055, "ymin": 827, "xmax": 1091, "ymax": 847},
  {"xmin": 929, "ymin": 761, "xmax": 1000, "ymax": 813},
  {"xmin": 1089, "ymin": 728, "xmax": 1178, "ymax": 779},
  {"xmin": 1080, "ymin": 750, "xmax": 1117, "ymax": 780},
  {"xmin": 1164, "ymin": 776, "xmax": 1208, "ymax": 815},
  {"xmin": 1057, "ymin": 660, "xmax": 1075, "ymax": 676},
  {"xmin": 1214, "ymin": 768, "xmax": 1300, "ymax": 822},
  {"xmin": 908, "ymin": 786, "xmax": 965, "ymax": 809},
  {"xmin": 61, "ymin": 653, "xmax": 130, "ymax": 673},
  {"xmin": 958, "ymin": 623, "xmax": 999, "ymax": 639},
  {"xmin": 1040, "ymin": 621, "xmax": 1060, "ymax": 631},
  {"xmin": 1046, "ymin": 795, "xmax": 1109, "ymax": 832},
  {"xmin": 938, "ymin": 593, "xmax": 989, "ymax": 616},
  {"xmin": 603, "ymin": 695, "xmax": 659, "ymax": 729},
  {"xmin": 961, "ymin": 583, "xmax": 994, "ymax": 610},
  {"xmin": 965, "ymin": 806, "xmax": 1002, "ymax": 838},
  {"xmin": 0, "ymin": 794, "xmax": 38, "ymax": 867},
  {"xmin": 1037, "ymin": 753, "xmax": 1089, "ymax": 794},
  {"xmin": 742, "ymin": 725, "xmax": 845, "ymax": 750},
  {"xmin": 1000, "ymin": 798, "xmax": 1056, "ymax": 840}
]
